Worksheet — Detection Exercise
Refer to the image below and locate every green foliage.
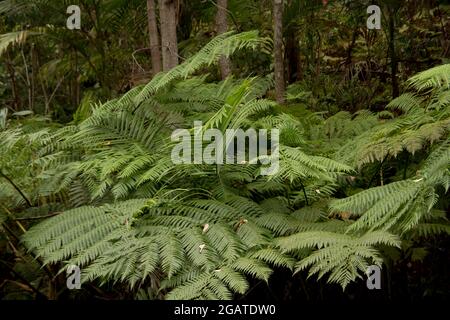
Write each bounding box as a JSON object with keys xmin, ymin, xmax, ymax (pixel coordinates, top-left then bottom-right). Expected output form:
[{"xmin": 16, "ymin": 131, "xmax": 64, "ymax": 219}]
[
  {"xmin": 0, "ymin": 30, "xmax": 42, "ymax": 56},
  {"xmin": 277, "ymin": 230, "xmax": 401, "ymax": 289},
  {"xmin": 1, "ymin": 30, "xmax": 449, "ymax": 300}
]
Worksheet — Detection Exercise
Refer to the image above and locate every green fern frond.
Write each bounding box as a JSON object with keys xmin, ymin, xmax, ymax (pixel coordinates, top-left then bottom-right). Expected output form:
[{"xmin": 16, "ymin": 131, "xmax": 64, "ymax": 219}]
[
  {"xmin": 135, "ymin": 31, "xmax": 265, "ymax": 103},
  {"xmin": 409, "ymin": 64, "xmax": 450, "ymax": 90},
  {"xmin": 0, "ymin": 30, "xmax": 42, "ymax": 55},
  {"xmin": 276, "ymin": 230, "xmax": 400, "ymax": 290}
]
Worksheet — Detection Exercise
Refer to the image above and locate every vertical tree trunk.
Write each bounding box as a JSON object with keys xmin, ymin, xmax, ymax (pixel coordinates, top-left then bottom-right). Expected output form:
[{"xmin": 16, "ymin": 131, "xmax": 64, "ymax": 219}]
[
  {"xmin": 159, "ymin": 0, "xmax": 179, "ymax": 71},
  {"xmin": 31, "ymin": 44, "xmax": 37, "ymax": 111},
  {"xmin": 147, "ymin": 0, "xmax": 163, "ymax": 75},
  {"xmin": 388, "ymin": 7, "xmax": 399, "ymax": 98},
  {"xmin": 20, "ymin": 49, "xmax": 33, "ymax": 111},
  {"xmin": 215, "ymin": 0, "xmax": 232, "ymax": 79},
  {"xmin": 5, "ymin": 52, "xmax": 21, "ymax": 111},
  {"xmin": 273, "ymin": 0, "xmax": 285, "ymax": 104}
]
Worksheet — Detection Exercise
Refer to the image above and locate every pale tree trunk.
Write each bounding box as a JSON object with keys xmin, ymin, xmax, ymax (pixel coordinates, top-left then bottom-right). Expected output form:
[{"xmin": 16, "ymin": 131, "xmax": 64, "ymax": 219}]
[
  {"xmin": 215, "ymin": 0, "xmax": 231, "ymax": 79},
  {"xmin": 159, "ymin": 0, "xmax": 179, "ymax": 71},
  {"xmin": 273, "ymin": 0, "xmax": 285, "ymax": 104},
  {"xmin": 147, "ymin": 0, "xmax": 162, "ymax": 75}
]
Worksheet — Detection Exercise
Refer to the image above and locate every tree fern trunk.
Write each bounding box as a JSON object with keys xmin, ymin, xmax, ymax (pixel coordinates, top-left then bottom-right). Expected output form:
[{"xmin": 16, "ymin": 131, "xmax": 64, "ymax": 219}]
[
  {"xmin": 215, "ymin": 0, "xmax": 232, "ymax": 79},
  {"xmin": 159, "ymin": 0, "xmax": 179, "ymax": 71},
  {"xmin": 273, "ymin": 0, "xmax": 285, "ymax": 104},
  {"xmin": 147, "ymin": 0, "xmax": 163, "ymax": 75}
]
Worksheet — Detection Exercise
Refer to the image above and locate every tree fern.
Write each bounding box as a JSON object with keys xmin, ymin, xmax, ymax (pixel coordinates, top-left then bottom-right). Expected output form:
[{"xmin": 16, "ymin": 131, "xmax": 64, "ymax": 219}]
[
  {"xmin": 11, "ymin": 38, "xmax": 449, "ymax": 299},
  {"xmin": 276, "ymin": 230, "xmax": 401, "ymax": 289}
]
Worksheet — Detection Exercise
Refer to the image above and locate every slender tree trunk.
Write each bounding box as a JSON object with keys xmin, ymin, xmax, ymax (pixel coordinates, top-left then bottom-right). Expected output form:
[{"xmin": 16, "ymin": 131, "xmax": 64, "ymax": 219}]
[
  {"xmin": 35, "ymin": 46, "xmax": 50, "ymax": 115},
  {"xmin": 5, "ymin": 52, "xmax": 21, "ymax": 111},
  {"xmin": 147, "ymin": 0, "xmax": 163, "ymax": 75},
  {"xmin": 215, "ymin": 0, "xmax": 231, "ymax": 79},
  {"xmin": 75, "ymin": 50, "xmax": 80, "ymax": 107},
  {"xmin": 159, "ymin": 0, "xmax": 179, "ymax": 71},
  {"xmin": 31, "ymin": 44, "xmax": 37, "ymax": 111},
  {"xmin": 388, "ymin": 7, "xmax": 399, "ymax": 98},
  {"xmin": 273, "ymin": 0, "xmax": 285, "ymax": 104},
  {"xmin": 20, "ymin": 49, "xmax": 33, "ymax": 111}
]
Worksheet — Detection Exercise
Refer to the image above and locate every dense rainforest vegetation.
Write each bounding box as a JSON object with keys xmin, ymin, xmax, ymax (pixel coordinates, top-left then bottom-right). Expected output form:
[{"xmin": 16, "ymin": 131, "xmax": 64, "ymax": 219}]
[{"xmin": 0, "ymin": 0, "xmax": 449, "ymax": 302}]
